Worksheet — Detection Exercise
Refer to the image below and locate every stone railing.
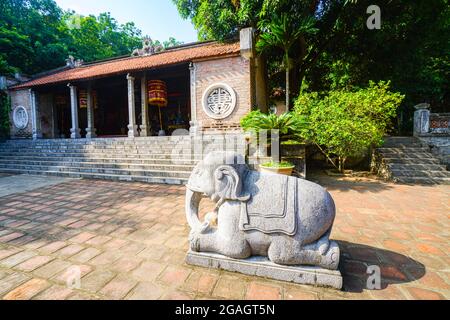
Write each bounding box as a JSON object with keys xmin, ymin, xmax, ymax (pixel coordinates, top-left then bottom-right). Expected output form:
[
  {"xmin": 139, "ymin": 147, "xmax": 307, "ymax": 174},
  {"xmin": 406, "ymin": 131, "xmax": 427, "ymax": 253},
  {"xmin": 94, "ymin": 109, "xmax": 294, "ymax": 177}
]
[
  {"xmin": 413, "ymin": 104, "xmax": 449, "ymax": 168},
  {"xmin": 414, "ymin": 103, "xmax": 449, "ymax": 136}
]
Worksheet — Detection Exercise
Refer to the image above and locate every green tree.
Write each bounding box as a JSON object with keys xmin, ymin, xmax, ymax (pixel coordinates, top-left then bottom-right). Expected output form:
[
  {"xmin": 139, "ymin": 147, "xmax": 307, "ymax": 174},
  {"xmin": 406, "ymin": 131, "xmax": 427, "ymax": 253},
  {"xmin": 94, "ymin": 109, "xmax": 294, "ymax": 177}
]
[
  {"xmin": 257, "ymin": 13, "xmax": 318, "ymax": 111},
  {"xmin": 294, "ymin": 81, "xmax": 404, "ymax": 172},
  {"xmin": 0, "ymin": 1, "xmax": 183, "ymax": 76},
  {"xmin": 174, "ymin": 0, "xmax": 449, "ymax": 133},
  {"xmin": 305, "ymin": 0, "xmax": 450, "ymax": 131},
  {"xmin": 62, "ymin": 12, "xmax": 143, "ymax": 62},
  {"xmin": 0, "ymin": 0, "xmax": 67, "ymax": 74}
]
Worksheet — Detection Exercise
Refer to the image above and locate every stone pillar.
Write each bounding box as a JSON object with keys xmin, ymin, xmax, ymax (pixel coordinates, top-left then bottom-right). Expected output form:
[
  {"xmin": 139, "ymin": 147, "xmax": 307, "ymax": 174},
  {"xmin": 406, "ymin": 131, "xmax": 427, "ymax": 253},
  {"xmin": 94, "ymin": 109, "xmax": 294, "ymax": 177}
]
[
  {"xmin": 68, "ymin": 84, "xmax": 81, "ymax": 139},
  {"xmin": 86, "ymin": 85, "xmax": 97, "ymax": 139},
  {"xmin": 413, "ymin": 103, "xmax": 430, "ymax": 137},
  {"xmin": 140, "ymin": 74, "xmax": 150, "ymax": 136},
  {"xmin": 29, "ymin": 89, "xmax": 42, "ymax": 139},
  {"xmin": 127, "ymin": 74, "xmax": 138, "ymax": 138},
  {"xmin": 189, "ymin": 62, "xmax": 199, "ymax": 135}
]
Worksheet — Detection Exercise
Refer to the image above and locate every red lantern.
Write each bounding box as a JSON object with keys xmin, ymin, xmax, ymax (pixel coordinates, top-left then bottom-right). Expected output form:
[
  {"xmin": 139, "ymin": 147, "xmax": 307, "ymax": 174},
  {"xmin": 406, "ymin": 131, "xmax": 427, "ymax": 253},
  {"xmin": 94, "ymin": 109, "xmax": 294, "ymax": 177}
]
[
  {"xmin": 148, "ymin": 80, "xmax": 168, "ymax": 107},
  {"xmin": 148, "ymin": 80, "xmax": 168, "ymax": 134}
]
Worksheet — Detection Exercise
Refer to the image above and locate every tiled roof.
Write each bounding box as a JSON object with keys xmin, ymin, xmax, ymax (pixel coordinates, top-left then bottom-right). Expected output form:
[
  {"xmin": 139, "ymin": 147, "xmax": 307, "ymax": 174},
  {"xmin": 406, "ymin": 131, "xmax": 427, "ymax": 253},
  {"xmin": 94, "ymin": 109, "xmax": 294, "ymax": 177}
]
[{"xmin": 11, "ymin": 41, "xmax": 240, "ymax": 89}]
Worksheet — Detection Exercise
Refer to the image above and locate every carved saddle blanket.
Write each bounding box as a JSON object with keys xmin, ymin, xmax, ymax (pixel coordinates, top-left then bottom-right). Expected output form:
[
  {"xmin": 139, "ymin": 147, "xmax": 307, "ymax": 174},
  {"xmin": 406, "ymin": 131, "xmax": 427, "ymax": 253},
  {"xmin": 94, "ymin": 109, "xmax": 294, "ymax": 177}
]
[{"xmin": 239, "ymin": 172, "xmax": 298, "ymax": 236}]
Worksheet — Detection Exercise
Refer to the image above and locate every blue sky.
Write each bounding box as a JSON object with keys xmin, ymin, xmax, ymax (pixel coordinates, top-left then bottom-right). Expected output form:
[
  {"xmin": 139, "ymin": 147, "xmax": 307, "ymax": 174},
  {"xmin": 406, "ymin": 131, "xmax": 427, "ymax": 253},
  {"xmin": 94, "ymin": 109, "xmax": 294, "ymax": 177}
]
[{"xmin": 54, "ymin": 0, "xmax": 198, "ymax": 43}]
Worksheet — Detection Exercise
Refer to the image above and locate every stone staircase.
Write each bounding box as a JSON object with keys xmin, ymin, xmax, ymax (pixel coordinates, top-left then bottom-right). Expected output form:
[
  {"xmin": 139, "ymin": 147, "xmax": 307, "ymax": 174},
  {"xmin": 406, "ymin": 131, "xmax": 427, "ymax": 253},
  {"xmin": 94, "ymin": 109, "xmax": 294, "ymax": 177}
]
[
  {"xmin": 374, "ymin": 136, "xmax": 450, "ymax": 184},
  {"xmin": 0, "ymin": 136, "xmax": 246, "ymax": 185}
]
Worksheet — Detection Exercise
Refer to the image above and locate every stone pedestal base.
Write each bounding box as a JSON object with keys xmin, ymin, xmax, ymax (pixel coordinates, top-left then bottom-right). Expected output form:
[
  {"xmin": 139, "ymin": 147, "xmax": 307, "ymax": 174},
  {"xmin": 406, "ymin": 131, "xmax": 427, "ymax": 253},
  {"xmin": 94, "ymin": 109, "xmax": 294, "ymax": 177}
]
[{"xmin": 186, "ymin": 251, "xmax": 342, "ymax": 290}]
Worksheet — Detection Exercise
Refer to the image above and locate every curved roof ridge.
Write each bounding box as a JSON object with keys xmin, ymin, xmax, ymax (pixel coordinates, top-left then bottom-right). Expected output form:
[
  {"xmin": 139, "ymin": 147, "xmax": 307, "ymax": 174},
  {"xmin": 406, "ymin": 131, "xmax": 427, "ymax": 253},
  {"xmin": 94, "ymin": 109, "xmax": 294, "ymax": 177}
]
[{"xmin": 11, "ymin": 41, "xmax": 240, "ymax": 90}]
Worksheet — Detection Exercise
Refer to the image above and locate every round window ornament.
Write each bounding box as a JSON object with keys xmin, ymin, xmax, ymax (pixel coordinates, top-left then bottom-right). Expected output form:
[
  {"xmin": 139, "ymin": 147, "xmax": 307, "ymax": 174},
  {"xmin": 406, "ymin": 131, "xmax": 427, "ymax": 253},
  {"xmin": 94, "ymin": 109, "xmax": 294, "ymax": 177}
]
[
  {"xmin": 13, "ymin": 106, "xmax": 29, "ymax": 129},
  {"xmin": 202, "ymin": 83, "xmax": 237, "ymax": 120}
]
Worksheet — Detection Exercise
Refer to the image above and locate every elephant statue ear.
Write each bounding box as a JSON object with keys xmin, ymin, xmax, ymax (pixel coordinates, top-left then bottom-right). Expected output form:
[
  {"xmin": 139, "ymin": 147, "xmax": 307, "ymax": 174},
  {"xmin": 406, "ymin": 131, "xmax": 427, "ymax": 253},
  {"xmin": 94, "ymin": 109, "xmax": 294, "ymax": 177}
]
[{"xmin": 214, "ymin": 165, "xmax": 250, "ymax": 202}]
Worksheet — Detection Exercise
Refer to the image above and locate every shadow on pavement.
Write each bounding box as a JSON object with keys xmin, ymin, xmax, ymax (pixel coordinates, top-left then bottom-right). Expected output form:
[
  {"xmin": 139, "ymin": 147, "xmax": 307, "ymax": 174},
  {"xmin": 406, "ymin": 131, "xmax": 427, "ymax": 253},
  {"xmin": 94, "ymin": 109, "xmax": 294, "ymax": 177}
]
[{"xmin": 338, "ymin": 240, "xmax": 426, "ymax": 293}]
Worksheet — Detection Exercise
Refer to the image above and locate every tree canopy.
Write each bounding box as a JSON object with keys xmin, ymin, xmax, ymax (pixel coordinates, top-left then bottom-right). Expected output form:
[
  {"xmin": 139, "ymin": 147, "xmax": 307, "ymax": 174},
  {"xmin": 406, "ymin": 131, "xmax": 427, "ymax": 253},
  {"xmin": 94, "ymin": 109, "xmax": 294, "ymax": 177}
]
[
  {"xmin": 173, "ymin": 0, "xmax": 449, "ymax": 132},
  {"xmin": 0, "ymin": 0, "xmax": 182, "ymax": 76}
]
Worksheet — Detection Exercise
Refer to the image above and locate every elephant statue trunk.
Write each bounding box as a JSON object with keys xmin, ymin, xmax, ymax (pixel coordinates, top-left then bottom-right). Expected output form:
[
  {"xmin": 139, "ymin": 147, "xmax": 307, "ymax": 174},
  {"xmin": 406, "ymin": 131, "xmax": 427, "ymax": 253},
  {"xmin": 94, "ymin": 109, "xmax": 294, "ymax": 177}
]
[{"xmin": 185, "ymin": 188, "xmax": 203, "ymax": 231}]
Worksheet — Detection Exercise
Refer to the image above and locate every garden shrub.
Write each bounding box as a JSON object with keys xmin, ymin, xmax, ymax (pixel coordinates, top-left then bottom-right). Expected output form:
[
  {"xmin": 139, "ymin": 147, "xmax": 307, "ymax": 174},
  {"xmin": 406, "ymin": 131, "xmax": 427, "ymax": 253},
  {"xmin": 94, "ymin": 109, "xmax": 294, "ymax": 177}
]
[{"xmin": 294, "ymin": 81, "xmax": 404, "ymax": 172}]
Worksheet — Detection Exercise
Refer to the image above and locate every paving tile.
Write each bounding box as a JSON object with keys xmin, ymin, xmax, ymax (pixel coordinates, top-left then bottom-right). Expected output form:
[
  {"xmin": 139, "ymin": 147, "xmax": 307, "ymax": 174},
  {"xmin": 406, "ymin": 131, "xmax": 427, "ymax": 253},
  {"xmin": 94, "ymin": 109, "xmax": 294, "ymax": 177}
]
[
  {"xmin": 33, "ymin": 260, "xmax": 72, "ymax": 279},
  {"xmin": 126, "ymin": 282, "xmax": 165, "ymax": 300},
  {"xmin": 0, "ymin": 272, "xmax": 31, "ymax": 296},
  {"xmin": 80, "ymin": 269, "xmax": 116, "ymax": 293},
  {"xmin": 283, "ymin": 286, "xmax": 319, "ymax": 300},
  {"xmin": 3, "ymin": 278, "xmax": 50, "ymax": 300},
  {"xmin": 70, "ymin": 247, "xmax": 102, "ymax": 264},
  {"xmin": 0, "ymin": 251, "xmax": 37, "ymax": 268},
  {"xmin": 245, "ymin": 282, "xmax": 282, "ymax": 300},
  {"xmin": 34, "ymin": 285, "xmax": 73, "ymax": 300},
  {"xmin": 212, "ymin": 274, "xmax": 247, "ymax": 300},
  {"xmin": 54, "ymin": 244, "xmax": 85, "ymax": 258},
  {"xmin": 406, "ymin": 287, "xmax": 446, "ymax": 300},
  {"xmin": 39, "ymin": 241, "xmax": 68, "ymax": 254},
  {"xmin": 69, "ymin": 232, "xmax": 96, "ymax": 244},
  {"xmin": 182, "ymin": 271, "xmax": 219, "ymax": 295},
  {"xmin": 109, "ymin": 256, "xmax": 143, "ymax": 273},
  {"xmin": 0, "ymin": 247, "xmax": 21, "ymax": 260},
  {"xmin": 15, "ymin": 255, "xmax": 54, "ymax": 272},
  {"xmin": 131, "ymin": 261, "xmax": 166, "ymax": 281},
  {"xmin": 158, "ymin": 266, "xmax": 191, "ymax": 287},
  {"xmin": 99, "ymin": 275, "xmax": 138, "ymax": 299}
]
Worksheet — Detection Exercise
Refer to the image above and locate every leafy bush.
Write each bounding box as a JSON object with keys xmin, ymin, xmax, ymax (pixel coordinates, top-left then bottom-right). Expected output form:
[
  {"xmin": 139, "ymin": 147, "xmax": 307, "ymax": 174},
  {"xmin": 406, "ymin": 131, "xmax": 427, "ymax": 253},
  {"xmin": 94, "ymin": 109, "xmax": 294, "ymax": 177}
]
[{"xmin": 294, "ymin": 81, "xmax": 404, "ymax": 172}]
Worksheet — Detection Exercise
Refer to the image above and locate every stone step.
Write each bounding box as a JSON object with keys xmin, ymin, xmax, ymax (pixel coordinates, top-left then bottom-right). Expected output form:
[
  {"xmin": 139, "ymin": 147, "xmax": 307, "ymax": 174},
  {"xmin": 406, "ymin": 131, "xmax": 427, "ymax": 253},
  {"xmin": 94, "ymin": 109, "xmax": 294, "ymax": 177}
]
[
  {"xmin": 2, "ymin": 140, "xmax": 246, "ymax": 148},
  {"xmin": 382, "ymin": 136, "xmax": 423, "ymax": 146},
  {"xmin": 377, "ymin": 151, "xmax": 436, "ymax": 159},
  {"xmin": 0, "ymin": 146, "xmax": 242, "ymax": 153},
  {"xmin": 0, "ymin": 155, "xmax": 198, "ymax": 165},
  {"xmin": 0, "ymin": 159, "xmax": 195, "ymax": 171},
  {"xmin": 377, "ymin": 147, "xmax": 430, "ymax": 153},
  {"xmin": 0, "ymin": 137, "xmax": 249, "ymax": 184},
  {"xmin": 0, "ymin": 147, "xmax": 190, "ymax": 152},
  {"xmin": 381, "ymin": 143, "xmax": 424, "ymax": 148},
  {"xmin": 387, "ymin": 163, "xmax": 447, "ymax": 171},
  {"xmin": 375, "ymin": 136, "xmax": 449, "ymax": 185},
  {"xmin": 390, "ymin": 169, "xmax": 450, "ymax": 178},
  {"xmin": 0, "ymin": 151, "xmax": 205, "ymax": 160},
  {"xmin": 0, "ymin": 163, "xmax": 192, "ymax": 178},
  {"xmin": 382, "ymin": 157, "xmax": 442, "ymax": 165},
  {"xmin": 395, "ymin": 176, "xmax": 450, "ymax": 185},
  {"xmin": 0, "ymin": 168, "xmax": 187, "ymax": 185}
]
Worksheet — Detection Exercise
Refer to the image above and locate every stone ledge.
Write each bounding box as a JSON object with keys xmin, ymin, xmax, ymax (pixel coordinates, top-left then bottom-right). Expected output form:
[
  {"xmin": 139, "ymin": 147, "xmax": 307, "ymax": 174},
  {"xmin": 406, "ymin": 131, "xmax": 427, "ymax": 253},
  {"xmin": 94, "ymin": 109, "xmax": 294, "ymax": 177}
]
[{"xmin": 186, "ymin": 250, "xmax": 343, "ymax": 290}]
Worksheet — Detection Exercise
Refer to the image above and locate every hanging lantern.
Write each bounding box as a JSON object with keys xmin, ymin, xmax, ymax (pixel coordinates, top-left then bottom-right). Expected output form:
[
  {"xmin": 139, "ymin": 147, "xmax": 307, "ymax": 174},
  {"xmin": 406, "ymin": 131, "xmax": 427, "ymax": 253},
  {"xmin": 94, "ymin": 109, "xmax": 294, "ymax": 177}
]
[
  {"xmin": 148, "ymin": 80, "xmax": 168, "ymax": 107},
  {"xmin": 148, "ymin": 80, "xmax": 168, "ymax": 135},
  {"xmin": 79, "ymin": 89, "xmax": 88, "ymax": 109},
  {"xmin": 78, "ymin": 89, "xmax": 98, "ymax": 109}
]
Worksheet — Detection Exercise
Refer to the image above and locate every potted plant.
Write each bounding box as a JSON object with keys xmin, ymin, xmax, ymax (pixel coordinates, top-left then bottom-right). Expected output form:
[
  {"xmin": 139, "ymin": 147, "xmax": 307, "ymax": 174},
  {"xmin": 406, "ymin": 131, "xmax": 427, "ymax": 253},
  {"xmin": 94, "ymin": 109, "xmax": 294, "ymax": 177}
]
[
  {"xmin": 240, "ymin": 110, "xmax": 306, "ymax": 176},
  {"xmin": 259, "ymin": 160, "xmax": 295, "ymax": 176}
]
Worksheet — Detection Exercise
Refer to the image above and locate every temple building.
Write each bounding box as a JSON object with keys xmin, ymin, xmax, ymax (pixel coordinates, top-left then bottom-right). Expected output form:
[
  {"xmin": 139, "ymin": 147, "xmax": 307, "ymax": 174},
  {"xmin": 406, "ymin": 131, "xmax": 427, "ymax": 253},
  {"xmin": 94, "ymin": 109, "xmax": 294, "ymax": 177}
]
[{"xmin": 7, "ymin": 28, "xmax": 267, "ymax": 140}]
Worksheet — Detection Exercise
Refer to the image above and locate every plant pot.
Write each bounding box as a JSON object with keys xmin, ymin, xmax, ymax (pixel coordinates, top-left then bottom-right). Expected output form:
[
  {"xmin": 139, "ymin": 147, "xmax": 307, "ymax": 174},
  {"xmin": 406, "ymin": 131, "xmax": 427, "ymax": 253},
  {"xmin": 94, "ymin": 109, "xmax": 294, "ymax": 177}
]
[{"xmin": 259, "ymin": 165, "xmax": 295, "ymax": 176}]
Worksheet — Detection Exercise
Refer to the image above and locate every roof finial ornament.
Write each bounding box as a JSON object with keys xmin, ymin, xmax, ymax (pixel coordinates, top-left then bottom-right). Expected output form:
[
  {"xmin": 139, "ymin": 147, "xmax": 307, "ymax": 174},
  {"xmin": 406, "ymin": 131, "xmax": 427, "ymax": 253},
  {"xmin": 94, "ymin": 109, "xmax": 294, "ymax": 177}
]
[
  {"xmin": 131, "ymin": 36, "xmax": 164, "ymax": 57},
  {"xmin": 66, "ymin": 55, "xmax": 75, "ymax": 67},
  {"xmin": 66, "ymin": 55, "xmax": 83, "ymax": 68}
]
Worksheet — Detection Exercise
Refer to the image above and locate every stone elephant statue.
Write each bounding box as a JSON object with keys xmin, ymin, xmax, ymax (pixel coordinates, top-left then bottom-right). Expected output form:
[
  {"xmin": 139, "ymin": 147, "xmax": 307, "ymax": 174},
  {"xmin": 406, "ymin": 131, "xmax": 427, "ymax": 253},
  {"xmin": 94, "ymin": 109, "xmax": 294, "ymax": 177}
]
[{"xmin": 185, "ymin": 152, "xmax": 340, "ymax": 270}]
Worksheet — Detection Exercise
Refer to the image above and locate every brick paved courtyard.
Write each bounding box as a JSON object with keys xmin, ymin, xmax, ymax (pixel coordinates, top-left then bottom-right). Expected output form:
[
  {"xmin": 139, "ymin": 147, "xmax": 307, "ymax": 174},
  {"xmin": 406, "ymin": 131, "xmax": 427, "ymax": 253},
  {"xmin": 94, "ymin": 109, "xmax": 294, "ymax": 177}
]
[{"xmin": 0, "ymin": 173, "xmax": 448, "ymax": 300}]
